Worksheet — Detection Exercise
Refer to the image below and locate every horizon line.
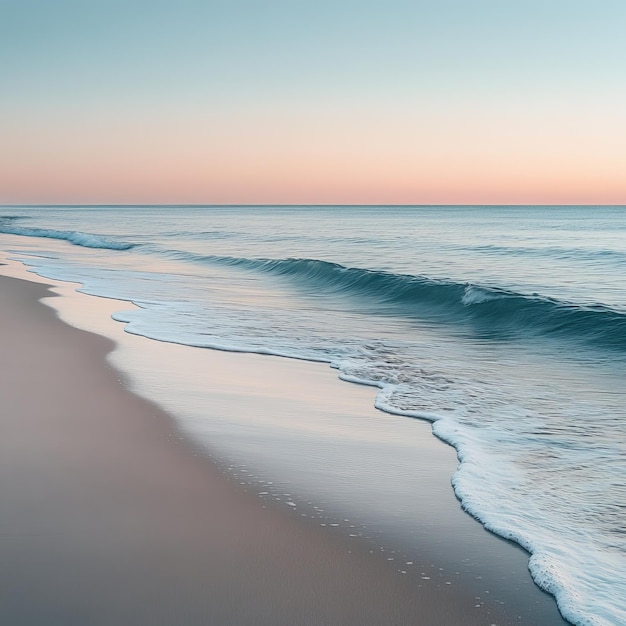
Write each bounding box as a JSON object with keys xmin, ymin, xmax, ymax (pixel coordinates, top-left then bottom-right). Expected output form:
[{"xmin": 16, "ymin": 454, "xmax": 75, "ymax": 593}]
[{"xmin": 2, "ymin": 203, "xmax": 625, "ymax": 209}]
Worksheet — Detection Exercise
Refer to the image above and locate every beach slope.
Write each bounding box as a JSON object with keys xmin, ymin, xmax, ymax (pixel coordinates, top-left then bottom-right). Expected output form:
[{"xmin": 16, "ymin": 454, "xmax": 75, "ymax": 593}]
[{"xmin": 0, "ymin": 274, "xmax": 517, "ymax": 625}]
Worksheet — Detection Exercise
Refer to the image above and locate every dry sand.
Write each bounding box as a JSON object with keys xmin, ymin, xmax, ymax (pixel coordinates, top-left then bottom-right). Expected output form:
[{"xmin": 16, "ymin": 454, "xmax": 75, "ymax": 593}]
[{"xmin": 0, "ymin": 273, "xmax": 567, "ymax": 625}]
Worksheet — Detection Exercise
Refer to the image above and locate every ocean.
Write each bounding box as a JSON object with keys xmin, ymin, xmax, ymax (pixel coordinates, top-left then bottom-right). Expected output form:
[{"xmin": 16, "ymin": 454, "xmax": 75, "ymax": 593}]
[{"xmin": 1, "ymin": 205, "xmax": 624, "ymax": 625}]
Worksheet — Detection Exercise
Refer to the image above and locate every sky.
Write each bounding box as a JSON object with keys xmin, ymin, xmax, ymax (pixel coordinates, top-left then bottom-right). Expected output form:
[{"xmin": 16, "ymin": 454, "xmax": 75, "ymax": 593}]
[{"xmin": 1, "ymin": 0, "xmax": 625, "ymax": 205}]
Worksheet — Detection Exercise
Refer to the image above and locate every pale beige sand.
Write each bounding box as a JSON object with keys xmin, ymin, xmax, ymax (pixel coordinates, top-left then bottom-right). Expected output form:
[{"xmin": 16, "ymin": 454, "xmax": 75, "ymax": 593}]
[{"xmin": 0, "ymin": 267, "xmax": 568, "ymax": 625}]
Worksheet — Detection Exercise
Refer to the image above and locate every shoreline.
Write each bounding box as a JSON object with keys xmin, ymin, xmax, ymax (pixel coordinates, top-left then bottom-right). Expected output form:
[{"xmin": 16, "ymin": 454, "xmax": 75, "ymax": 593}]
[{"xmin": 0, "ymin": 263, "xmax": 569, "ymax": 624}]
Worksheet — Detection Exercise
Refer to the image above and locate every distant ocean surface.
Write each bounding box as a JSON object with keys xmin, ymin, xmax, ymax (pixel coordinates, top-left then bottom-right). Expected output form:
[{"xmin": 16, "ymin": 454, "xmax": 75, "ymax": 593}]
[{"xmin": 1, "ymin": 205, "xmax": 625, "ymax": 625}]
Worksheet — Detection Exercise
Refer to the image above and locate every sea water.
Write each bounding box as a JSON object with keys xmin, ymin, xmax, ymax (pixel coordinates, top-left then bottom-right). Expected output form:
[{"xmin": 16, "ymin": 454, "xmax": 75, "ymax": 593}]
[{"xmin": 1, "ymin": 205, "xmax": 624, "ymax": 625}]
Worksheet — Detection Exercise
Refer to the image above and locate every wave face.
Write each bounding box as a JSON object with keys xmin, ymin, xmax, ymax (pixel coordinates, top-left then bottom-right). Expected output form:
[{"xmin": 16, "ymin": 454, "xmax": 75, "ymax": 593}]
[
  {"xmin": 0, "ymin": 216, "xmax": 135, "ymax": 250},
  {"xmin": 162, "ymin": 251, "xmax": 626, "ymax": 352},
  {"xmin": 2, "ymin": 204, "xmax": 625, "ymax": 626}
]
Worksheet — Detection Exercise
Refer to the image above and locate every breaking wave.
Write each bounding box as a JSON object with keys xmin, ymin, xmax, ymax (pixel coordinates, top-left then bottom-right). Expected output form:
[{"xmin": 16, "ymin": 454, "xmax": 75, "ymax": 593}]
[
  {"xmin": 162, "ymin": 251, "xmax": 626, "ymax": 351},
  {"xmin": 0, "ymin": 217, "xmax": 135, "ymax": 251}
]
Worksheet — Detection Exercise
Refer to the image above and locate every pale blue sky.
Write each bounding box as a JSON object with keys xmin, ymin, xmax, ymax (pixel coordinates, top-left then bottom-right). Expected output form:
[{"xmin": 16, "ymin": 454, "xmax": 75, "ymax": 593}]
[
  {"xmin": 2, "ymin": 0, "xmax": 625, "ymax": 203},
  {"xmin": 4, "ymin": 1, "xmax": 625, "ymax": 101}
]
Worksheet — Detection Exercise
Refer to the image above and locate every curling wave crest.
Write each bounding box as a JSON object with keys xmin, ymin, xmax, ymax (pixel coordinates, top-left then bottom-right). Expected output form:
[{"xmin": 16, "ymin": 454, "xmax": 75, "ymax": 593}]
[
  {"xmin": 162, "ymin": 251, "xmax": 626, "ymax": 352},
  {"xmin": 0, "ymin": 217, "xmax": 135, "ymax": 251}
]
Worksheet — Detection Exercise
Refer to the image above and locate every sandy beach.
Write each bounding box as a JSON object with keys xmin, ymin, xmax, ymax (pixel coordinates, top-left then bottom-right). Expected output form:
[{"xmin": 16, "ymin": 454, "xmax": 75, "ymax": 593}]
[{"xmin": 0, "ymin": 270, "xmax": 568, "ymax": 625}]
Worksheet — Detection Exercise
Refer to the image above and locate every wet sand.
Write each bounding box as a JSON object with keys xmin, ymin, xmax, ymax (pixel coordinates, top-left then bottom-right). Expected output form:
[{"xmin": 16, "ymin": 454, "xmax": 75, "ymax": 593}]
[{"xmin": 0, "ymin": 273, "xmax": 568, "ymax": 625}]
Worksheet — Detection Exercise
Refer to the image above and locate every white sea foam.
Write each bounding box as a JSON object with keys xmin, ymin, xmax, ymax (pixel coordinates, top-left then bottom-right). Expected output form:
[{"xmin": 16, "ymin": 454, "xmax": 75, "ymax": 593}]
[{"xmin": 461, "ymin": 284, "xmax": 504, "ymax": 305}]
